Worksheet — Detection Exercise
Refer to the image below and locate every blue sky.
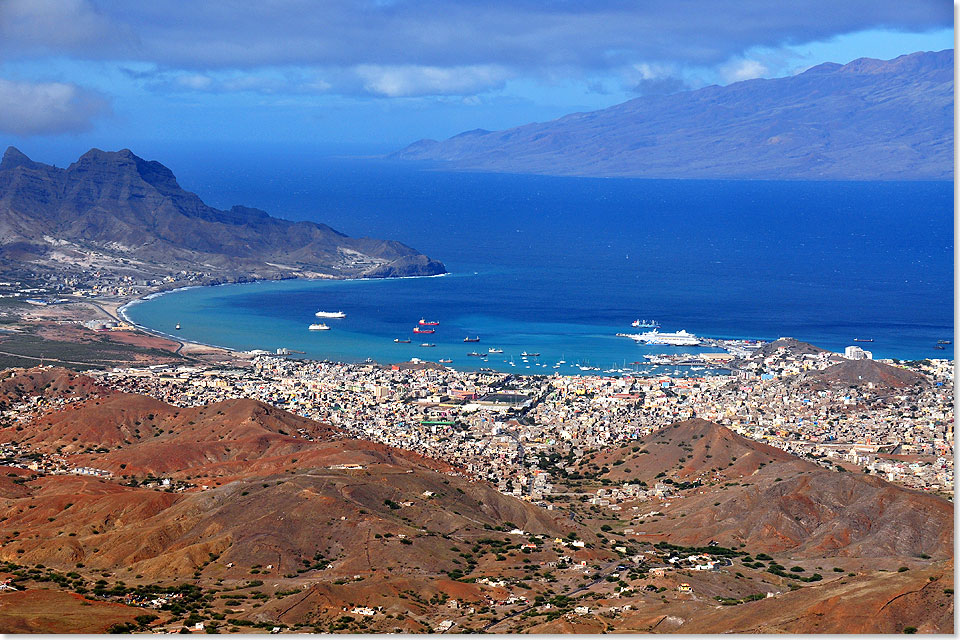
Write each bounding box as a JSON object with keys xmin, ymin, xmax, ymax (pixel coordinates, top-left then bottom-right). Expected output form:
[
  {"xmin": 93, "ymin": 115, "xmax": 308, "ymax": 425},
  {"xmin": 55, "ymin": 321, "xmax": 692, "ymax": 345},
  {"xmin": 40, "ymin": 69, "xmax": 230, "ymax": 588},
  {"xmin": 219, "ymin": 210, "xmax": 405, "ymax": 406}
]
[{"xmin": 0, "ymin": 1, "xmax": 952, "ymax": 163}]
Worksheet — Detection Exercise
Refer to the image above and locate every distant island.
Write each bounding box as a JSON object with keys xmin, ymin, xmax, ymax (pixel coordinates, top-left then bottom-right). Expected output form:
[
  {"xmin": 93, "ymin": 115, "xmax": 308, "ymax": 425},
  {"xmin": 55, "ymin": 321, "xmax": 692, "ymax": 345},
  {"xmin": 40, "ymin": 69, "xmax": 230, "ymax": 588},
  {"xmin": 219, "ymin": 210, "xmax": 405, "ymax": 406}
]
[
  {"xmin": 393, "ymin": 50, "xmax": 953, "ymax": 181},
  {"xmin": 0, "ymin": 147, "xmax": 446, "ymax": 287}
]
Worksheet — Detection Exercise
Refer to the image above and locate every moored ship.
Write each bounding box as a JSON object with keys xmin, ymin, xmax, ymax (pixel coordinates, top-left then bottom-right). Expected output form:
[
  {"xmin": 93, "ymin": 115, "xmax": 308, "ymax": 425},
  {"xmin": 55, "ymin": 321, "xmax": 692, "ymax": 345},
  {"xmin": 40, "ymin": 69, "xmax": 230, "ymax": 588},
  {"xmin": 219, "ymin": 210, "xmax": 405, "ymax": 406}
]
[
  {"xmin": 622, "ymin": 329, "xmax": 701, "ymax": 346},
  {"xmin": 413, "ymin": 327, "xmax": 436, "ymax": 334},
  {"xmin": 631, "ymin": 319, "xmax": 660, "ymax": 328},
  {"xmin": 463, "ymin": 336, "xmax": 480, "ymax": 342},
  {"xmin": 418, "ymin": 318, "xmax": 440, "ymax": 326}
]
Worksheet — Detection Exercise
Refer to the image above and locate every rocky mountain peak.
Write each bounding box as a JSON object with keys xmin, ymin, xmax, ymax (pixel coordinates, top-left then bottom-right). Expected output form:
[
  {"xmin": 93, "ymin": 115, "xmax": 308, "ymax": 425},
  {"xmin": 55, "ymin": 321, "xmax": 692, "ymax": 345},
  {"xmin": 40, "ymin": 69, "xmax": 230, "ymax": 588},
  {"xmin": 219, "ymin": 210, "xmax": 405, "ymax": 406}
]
[{"xmin": 0, "ymin": 146, "xmax": 39, "ymax": 172}]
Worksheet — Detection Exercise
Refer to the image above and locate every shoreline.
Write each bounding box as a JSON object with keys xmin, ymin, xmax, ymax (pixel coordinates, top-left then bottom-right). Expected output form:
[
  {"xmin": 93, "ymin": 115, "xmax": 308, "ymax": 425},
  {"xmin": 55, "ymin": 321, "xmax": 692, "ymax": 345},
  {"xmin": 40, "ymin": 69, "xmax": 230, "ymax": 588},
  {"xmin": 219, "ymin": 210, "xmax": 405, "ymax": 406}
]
[
  {"xmin": 116, "ymin": 271, "xmax": 454, "ymax": 362},
  {"xmin": 114, "ymin": 273, "xmax": 953, "ymax": 375}
]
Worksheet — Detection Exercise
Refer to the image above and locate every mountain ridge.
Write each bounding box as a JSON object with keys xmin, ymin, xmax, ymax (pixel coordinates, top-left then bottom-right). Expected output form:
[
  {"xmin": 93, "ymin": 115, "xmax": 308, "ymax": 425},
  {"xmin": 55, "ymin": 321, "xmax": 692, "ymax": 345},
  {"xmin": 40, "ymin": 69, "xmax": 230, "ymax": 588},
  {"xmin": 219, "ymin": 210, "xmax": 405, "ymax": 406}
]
[
  {"xmin": 0, "ymin": 147, "xmax": 446, "ymax": 281},
  {"xmin": 393, "ymin": 50, "xmax": 953, "ymax": 181}
]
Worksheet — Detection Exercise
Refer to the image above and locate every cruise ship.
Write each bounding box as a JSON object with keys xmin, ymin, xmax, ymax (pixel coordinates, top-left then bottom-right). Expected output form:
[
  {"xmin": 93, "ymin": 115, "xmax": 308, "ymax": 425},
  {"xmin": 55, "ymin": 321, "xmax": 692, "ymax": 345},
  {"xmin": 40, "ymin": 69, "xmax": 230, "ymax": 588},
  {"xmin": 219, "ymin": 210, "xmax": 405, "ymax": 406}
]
[
  {"xmin": 315, "ymin": 311, "xmax": 346, "ymax": 318},
  {"xmin": 623, "ymin": 329, "xmax": 700, "ymax": 346},
  {"xmin": 308, "ymin": 323, "xmax": 331, "ymax": 331}
]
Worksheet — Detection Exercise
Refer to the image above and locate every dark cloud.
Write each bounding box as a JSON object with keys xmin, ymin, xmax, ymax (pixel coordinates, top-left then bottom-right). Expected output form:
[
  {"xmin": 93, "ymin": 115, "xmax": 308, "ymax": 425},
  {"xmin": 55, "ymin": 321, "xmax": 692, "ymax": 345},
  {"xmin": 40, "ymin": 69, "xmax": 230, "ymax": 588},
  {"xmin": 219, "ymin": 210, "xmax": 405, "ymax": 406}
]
[{"xmin": 0, "ymin": 0, "xmax": 950, "ymax": 71}]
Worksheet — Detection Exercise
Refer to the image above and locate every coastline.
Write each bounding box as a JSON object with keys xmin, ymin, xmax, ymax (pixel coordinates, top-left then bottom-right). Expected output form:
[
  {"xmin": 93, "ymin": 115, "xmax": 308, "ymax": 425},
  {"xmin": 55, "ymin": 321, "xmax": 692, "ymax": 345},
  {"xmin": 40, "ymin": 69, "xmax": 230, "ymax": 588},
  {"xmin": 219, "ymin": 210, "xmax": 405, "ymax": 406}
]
[
  {"xmin": 115, "ymin": 271, "xmax": 454, "ymax": 362},
  {"xmin": 113, "ymin": 271, "xmax": 952, "ymax": 374}
]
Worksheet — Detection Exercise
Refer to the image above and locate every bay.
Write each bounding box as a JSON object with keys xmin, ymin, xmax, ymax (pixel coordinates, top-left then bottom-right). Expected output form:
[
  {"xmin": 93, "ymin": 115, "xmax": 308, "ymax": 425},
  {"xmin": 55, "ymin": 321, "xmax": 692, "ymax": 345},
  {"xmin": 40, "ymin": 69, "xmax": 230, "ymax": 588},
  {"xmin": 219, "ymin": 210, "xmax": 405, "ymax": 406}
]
[{"xmin": 124, "ymin": 156, "xmax": 954, "ymax": 369}]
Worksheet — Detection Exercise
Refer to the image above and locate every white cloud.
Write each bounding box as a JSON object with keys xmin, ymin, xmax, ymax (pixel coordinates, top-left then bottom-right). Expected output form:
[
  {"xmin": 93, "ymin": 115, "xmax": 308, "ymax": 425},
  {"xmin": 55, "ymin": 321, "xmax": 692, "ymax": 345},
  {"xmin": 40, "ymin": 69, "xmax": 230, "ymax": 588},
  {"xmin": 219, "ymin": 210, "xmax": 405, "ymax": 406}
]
[
  {"xmin": 353, "ymin": 64, "xmax": 511, "ymax": 97},
  {"xmin": 176, "ymin": 74, "xmax": 214, "ymax": 90},
  {"xmin": 0, "ymin": 78, "xmax": 109, "ymax": 135},
  {"xmin": 720, "ymin": 59, "xmax": 770, "ymax": 83}
]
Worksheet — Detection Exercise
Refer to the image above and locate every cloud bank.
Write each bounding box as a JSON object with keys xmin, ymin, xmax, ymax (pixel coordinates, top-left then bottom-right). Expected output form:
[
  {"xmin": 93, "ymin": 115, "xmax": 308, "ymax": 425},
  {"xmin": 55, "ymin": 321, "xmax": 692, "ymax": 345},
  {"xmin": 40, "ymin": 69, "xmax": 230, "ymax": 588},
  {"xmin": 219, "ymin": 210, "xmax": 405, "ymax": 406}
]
[
  {"xmin": 0, "ymin": 0, "xmax": 950, "ymax": 72},
  {"xmin": 0, "ymin": 78, "xmax": 109, "ymax": 135}
]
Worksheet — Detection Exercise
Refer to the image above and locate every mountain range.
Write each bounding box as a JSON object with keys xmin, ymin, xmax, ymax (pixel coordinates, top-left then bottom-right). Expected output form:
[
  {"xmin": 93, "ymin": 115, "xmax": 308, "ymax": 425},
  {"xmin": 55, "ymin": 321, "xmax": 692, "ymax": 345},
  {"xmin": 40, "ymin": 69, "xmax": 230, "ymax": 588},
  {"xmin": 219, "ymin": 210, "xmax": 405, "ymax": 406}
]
[
  {"xmin": 0, "ymin": 147, "xmax": 445, "ymax": 281},
  {"xmin": 393, "ymin": 50, "xmax": 953, "ymax": 181}
]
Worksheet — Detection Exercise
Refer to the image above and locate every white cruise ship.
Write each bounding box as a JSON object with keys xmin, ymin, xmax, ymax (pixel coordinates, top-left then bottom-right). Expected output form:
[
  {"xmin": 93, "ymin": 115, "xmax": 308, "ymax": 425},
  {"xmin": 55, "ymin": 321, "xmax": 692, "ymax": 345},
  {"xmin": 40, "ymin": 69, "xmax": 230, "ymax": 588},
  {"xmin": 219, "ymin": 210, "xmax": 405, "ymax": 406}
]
[
  {"xmin": 308, "ymin": 323, "xmax": 331, "ymax": 331},
  {"xmin": 315, "ymin": 311, "xmax": 346, "ymax": 318},
  {"xmin": 624, "ymin": 329, "xmax": 700, "ymax": 346}
]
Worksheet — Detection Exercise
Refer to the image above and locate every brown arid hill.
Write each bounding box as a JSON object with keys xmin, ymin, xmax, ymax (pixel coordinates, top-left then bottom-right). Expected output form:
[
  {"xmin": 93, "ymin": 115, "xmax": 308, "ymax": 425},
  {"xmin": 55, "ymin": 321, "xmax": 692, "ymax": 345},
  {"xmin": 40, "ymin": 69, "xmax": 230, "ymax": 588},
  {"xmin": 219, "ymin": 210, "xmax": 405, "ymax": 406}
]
[
  {"xmin": 749, "ymin": 337, "xmax": 830, "ymax": 360},
  {"xmin": 0, "ymin": 461, "xmax": 582, "ymax": 582},
  {"xmin": 583, "ymin": 418, "xmax": 801, "ymax": 484},
  {"xmin": 0, "ymin": 147, "xmax": 445, "ymax": 281},
  {"xmin": 0, "ymin": 589, "xmax": 165, "ymax": 633},
  {"xmin": 0, "ymin": 371, "xmax": 594, "ymax": 607},
  {"xmin": 0, "ymin": 367, "xmax": 109, "ymax": 407},
  {"xmin": 4, "ymin": 393, "xmax": 344, "ymax": 477},
  {"xmin": 586, "ymin": 419, "xmax": 953, "ymax": 559},
  {"xmin": 522, "ymin": 560, "xmax": 954, "ymax": 634},
  {"xmin": 674, "ymin": 560, "xmax": 954, "ymax": 634},
  {"xmin": 797, "ymin": 357, "xmax": 926, "ymax": 390}
]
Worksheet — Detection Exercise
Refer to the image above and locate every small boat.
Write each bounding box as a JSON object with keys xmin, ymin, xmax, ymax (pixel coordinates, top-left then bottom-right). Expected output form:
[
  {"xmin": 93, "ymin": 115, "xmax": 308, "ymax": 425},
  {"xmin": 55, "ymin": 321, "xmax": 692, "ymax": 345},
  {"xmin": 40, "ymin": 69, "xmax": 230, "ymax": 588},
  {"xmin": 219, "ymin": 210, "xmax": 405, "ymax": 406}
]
[
  {"xmin": 488, "ymin": 347, "xmax": 503, "ymax": 353},
  {"xmin": 418, "ymin": 318, "xmax": 440, "ymax": 326},
  {"xmin": 521, "ymin": 351, "xmax": 540, "ymax": 357},
  {"xmin": 934, "ymin": 345, "xmax": 946, "ymax": 350},
  {"xmin": 937, "ymin": 340, "xmax": 952, "ymax": 344},
  {"xmin": 463, "ymin": 336, "xmax": 480, "ymax": 342},
  {"xmin": 315, "ymin": 311, "xmax": 346, "ymax": 318},
  {"xmin": 413, "ymin": 327, "xmax": 436, "ymax": 334},
  {"xmin": 394, "ymin": 338, "xmax": 411, "ymax": 343},
  {"xmin": 175, "ymin": 323, "xmax": 181, "ymax": 330},
  {"xmin": 308, "ymin": 323, "xmax": 330, "ymax": 331},
  {"xmin": 420, "ymin": 343, "xmax": 436, "ymax": 347},
  {"xmin": 853, "ymin": 338, "xmax": 874, "ymax": 342}
]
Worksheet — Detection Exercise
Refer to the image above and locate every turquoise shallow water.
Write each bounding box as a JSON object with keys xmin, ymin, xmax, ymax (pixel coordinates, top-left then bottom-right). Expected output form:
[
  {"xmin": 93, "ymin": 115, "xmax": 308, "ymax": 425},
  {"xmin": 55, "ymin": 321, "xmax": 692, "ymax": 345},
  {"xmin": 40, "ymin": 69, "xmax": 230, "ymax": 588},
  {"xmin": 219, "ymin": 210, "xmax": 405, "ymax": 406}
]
[
  {"xmin": 124, "ymin": 160, "xmax": 954, "ymax": 367},
  {"xmin": 122, "ymin": 275, "xmax": 733, "ymax": 375}
]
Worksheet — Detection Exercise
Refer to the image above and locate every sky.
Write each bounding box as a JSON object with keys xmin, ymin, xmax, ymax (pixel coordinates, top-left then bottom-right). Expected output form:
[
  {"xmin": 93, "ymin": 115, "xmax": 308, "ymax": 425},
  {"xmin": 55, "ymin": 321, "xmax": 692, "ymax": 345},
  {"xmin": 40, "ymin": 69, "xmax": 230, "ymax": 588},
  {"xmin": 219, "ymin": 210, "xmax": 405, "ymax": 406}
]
[{"xmin": 0, "ymin": 0, "xmax": 953, "ymax": 163}]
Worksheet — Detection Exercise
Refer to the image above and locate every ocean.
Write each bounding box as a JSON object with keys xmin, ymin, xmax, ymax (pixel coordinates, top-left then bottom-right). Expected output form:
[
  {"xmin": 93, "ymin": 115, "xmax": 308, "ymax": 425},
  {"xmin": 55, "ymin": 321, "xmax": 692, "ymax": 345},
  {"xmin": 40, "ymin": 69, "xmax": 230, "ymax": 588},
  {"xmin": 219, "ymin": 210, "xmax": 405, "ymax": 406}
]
[{"xmin": 124, "ymin": 154, "xmax": 954, "ymax": 371}]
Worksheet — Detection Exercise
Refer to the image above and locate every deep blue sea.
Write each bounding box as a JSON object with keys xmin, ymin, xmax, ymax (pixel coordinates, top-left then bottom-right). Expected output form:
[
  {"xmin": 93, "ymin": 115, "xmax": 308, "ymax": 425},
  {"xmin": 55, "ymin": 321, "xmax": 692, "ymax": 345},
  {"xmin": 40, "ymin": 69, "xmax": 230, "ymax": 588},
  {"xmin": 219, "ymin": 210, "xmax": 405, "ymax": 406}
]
[{"xmin": 124, "ymin": 153, "xmax": 954, "ymax": 372}]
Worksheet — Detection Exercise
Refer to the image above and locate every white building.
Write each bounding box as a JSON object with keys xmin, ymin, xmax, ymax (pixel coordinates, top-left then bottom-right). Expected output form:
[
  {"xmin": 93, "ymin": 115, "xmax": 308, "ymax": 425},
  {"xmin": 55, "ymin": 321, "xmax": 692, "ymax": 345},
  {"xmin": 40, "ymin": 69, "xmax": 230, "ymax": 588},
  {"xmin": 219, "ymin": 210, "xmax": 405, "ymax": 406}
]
[{"xmin": 844, "ymin": 345, "xmax": 873, "ymax": 360}]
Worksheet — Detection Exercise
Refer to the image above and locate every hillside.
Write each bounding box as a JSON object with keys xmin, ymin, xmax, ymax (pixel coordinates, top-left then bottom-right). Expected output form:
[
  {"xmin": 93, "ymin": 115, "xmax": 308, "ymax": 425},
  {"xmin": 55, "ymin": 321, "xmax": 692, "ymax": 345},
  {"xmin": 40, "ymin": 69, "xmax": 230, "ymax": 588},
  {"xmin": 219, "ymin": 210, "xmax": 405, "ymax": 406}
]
[
  {"xmin": 798, "ymin": 358, "xmax": 926, "ymax": 390},
  {"xmin": 0, "ymin": 368, "xmax": 596, "ymax": 630},
  {"xmin": 0, "ymin": 371, "xmax": 951, "ymax": 633},
  {"xmin": 393, "ymin": 50, "xmax": 953, "ymax": 180},
  {"xmin": 0, "ymin": 147, "xmax": 445, "ymax": 281},
  {"xmin": 582, "ymin": 419, "xmax": 953, "ymax": 558}
]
